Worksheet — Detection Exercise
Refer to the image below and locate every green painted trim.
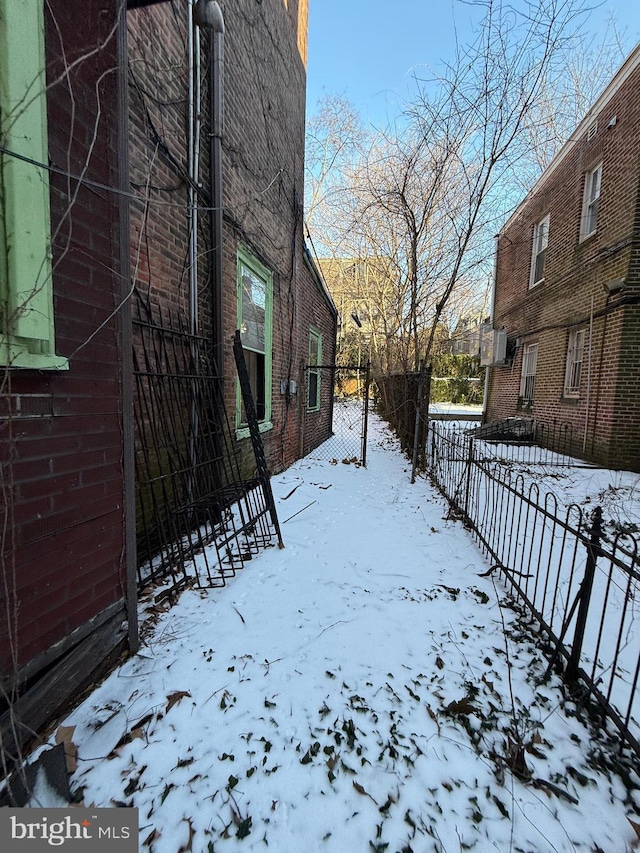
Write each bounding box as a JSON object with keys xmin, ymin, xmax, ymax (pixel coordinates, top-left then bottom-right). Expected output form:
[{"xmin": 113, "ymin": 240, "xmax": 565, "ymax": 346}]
[
  {"xmin": 0, "ymin": 339, "xmax": 68, "ymax": 370},
  {"xmin": 236, "ymin": 243, "xmax": 273, "ymax": 429},
  {"xmin": 307, "ymin": 326, "xmax": 322, "ymax": 412},
  {"xmin": 0, "ymin": 0, "xmax": 62, "ymax": 368},
  {"xmin": 235, "ymin": 421, "xmax": 273, "ymax": 441}
]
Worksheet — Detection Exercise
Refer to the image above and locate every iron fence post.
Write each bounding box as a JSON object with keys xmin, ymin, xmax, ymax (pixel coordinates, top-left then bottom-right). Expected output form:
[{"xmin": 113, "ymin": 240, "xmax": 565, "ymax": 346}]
[
  {"xmin": 361, "ymin": 361, "xmax": 371, "ymax": 467},
  {"xmin": 567, "ymin": 505, "xmax": 603, "ymax": 681},
  {"xmin": 410, "ymin": 360, "xmax": 425, "ymax": 484},
  {"xmin": 462, "ymin": 436, "xmax": 474, "ymax": 522}
]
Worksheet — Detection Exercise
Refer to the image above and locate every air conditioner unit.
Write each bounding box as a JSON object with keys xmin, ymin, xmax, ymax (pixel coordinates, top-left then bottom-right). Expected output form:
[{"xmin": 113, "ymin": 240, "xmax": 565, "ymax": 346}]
[{"xmin": 480, "ymin": 327, "xmax": 507, "ymax": 366}]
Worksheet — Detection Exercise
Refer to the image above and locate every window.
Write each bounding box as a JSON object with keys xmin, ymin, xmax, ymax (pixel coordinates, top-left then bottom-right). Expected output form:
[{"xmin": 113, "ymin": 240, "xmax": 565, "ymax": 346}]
[
  {"xmin": 564, "ymin": 328, "xmax": 586, "ymax": 397},
  {"xmin": 0, "ymin": 0, "xmax": 67, "ymax": 368},
  {"xmin": 236, "ymin": 245, "xmax": 272, "ymax": 432},
  {"xmin": 530, "ymin": 214, "xmax": 549, "ymax": 287},
  {"xmin": 307, "ymin": 328, "xmax": 322, "ymax": 411},
  {"xmin": 519, "ymin": 343, "xmax": 538, "ymax": 404},
  {"xmin": 580, "ymin": 163, "xmax": 602, "ymax": 240}
]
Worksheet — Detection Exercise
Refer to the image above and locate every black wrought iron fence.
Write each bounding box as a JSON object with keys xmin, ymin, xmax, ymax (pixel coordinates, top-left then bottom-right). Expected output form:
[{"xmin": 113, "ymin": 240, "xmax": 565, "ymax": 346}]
[
  {"xmin": 428, "ymin": 420, "xmax": 640, "ymax": 759},
  {"xmin": 472, "ymin": 418, "xmax": 584, "ymax": 466}
]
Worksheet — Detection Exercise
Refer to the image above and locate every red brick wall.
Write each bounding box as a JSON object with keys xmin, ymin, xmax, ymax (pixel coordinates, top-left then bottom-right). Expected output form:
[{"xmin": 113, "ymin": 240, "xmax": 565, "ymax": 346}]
[
  {"xmin": 128, "ymin": 0, "xmax": 336, "ymax": 482},
  {"xmin": 487, "ymin": 48, "xmax": 640, "ymax": 470},
  {"xmin": 0, "ymin": 1, "xmax": 126, "ymax": 671}
]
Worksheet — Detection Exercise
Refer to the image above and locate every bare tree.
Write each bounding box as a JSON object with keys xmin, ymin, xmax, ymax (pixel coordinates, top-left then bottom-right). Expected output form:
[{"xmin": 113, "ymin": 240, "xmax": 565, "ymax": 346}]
[{"xmin": 306, "ymin": 0, "xmax": 622, "ymax": 374}]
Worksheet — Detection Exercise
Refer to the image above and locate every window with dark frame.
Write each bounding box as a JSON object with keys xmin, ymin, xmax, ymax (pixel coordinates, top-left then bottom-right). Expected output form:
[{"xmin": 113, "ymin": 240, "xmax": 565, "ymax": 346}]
[
  {"xmin": 236, "ymin": 246, "xmax": 272, "ymax": 429},
  {"xmin": 520, "ymin": 342, "xmax": 538, "ymax": 404},
  {"xmin": 581, "ymin": 163, "xmax": 602, "ymax": 240},
  {"xmin": 530, "ymin": 214, "xmax": 549, "ymax": 287},
  {"xmin": 564, "ymin": 328, "xmax": 586, "ymax": 397}
]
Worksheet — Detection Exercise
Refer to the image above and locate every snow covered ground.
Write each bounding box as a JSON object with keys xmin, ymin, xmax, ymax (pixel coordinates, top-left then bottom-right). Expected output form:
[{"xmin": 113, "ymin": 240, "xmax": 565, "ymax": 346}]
[{"xmin": 31, "ymin": 412, "xmax": 640, "ymax": 851}]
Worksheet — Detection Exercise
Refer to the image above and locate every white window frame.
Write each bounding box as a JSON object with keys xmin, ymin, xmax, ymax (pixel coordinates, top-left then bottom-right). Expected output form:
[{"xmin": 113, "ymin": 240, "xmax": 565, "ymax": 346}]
[
  {"xmin": 529, "ymin": 214, "xmax": 549, "ymax": 288},
  {"xmin": 564, "ymin": 328, "xmax": 586, "ymax": 398},
  {"xmin": 580, "ymin": 163, "xmax": 602, "ymax": 241},
  {"xmin": 0, "ymin": 0, "xmax": 67, "ymax": 369},
  {"xmin": 519, "ymin": 343, "xmax": 538, "ymax": 405},
  {"xmin": 236, "ymin": 245, "xmax": 273, "ymax": 437},
  {"xmin": 307, "ymin": 327, "xmax": 322, "ymax": 412}
]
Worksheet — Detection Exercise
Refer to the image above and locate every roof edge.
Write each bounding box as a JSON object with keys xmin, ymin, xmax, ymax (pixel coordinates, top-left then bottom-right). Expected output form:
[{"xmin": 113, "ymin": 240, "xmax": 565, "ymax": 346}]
[{"xmin": 501, "ymin": 40, "xmax": 640, "ymax": 234}]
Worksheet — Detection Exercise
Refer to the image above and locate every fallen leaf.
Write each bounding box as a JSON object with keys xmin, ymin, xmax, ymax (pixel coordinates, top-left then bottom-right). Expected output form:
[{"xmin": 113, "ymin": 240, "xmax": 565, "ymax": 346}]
[
  {"xmin": 628, "ymin": 818, "xmax": 640, "ymax": 840},
  {"xmin": 166, "ymin": 691, "xmax": 191, "ymax": 713},
  {"xmin": 445, "ymin": 697, "xmax": 475, "ymax": 715},
  {"xmin": 55, "ymin": 725, "xmax": 78, "ymax": 773}
]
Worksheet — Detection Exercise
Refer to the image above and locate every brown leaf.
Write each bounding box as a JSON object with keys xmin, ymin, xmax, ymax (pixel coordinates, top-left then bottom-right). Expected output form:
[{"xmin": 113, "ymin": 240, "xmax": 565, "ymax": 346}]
[
  {"xmin": 446, "ymin": 697, "xmax": 475, "ymax": 715},
  {"xmin": 435, "ymin": 656, "xmax": 445, "ymax": 670},
  {"xmin": 166, "ymin": 691, "xmax": 191, "ymax": 713},
  {"xmin": 353, "ymin": 780, "xmax": 378, "ymax": 804},
  {"xmin": 178, "ymin": 819, "xmax": 196, "ymax": 852},
  {"xmin": 629, "ymin": 818, "xmax": 640, "ymax": 840},
  {"xmin": 143, "ymin": 829, "xmax": 161, "ymax": 847},
  {"xmin": 55, "ymin": 725, "xmax": 78, "ymax": 773}
]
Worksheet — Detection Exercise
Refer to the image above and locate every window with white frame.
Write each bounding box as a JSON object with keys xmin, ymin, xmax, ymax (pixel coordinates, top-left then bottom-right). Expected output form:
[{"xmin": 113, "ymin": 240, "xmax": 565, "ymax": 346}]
[
  {"xmin": 530, "ymin": 214, "xmax": 549, "ymax": 287},
  {"xmin": 520, "ymin": 343, "xmax": 538, "ymax": 404},
  {"xmin": 307, "ymin": 328, "xmax": 322, "ymax": 411},
  {"xmin": 236, "ymin": 245, "xmax": 272, "ymax": 430},
  {"xmin": 564, "ymin": 328, "xmax": 586, "ymax": 397},
  {"xmin": 580, "ymin": 163, "xmax": 602, "ymax": 240},
  {"xmin": 0, "ymin": 0, "xmax": 67, "ymax": 369}
]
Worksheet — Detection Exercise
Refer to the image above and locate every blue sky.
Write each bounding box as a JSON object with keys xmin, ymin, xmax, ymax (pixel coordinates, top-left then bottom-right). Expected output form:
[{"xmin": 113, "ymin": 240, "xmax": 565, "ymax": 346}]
[{"xmin": 306, "ymin": 0, "xmax": 640, "ymax": 126}]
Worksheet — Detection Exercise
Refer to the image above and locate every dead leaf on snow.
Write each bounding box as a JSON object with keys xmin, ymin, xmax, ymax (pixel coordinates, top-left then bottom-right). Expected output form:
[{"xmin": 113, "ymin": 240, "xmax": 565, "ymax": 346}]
[
  {"xmin": 353, "ymin": 780, "xmax": 378, "ymax": 805},
  {"xmin": 166, "ymin": 691, "xmax": 191, "ymax": 713},
  {"xmin": 445, "ymin": 697, "xmax": 476, "ymax": 715},
  {"xmin": 178, "ymin": 819, "xmax": 196, "ymax": 852},
  {"xmin": 628, "ymin": 818, "xmax": 640, "ymax": 841},
  {"xmin": 143, "ymin": 829, "xmax": 161, "ymax": 847},
  {"xmin": 55, "ymin": 725, "xmax": 78, "ymax": 773}
]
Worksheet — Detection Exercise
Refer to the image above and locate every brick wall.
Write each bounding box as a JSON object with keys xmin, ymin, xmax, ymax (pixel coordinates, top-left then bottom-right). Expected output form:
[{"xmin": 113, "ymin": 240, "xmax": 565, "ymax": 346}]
[
  {"xmin": 0, "ymin": 0, "xmax": 126, "ymax": 671},
  {"xmin": 128, "ymin": 0, "xmax": 336, "ymax": 487},
  {"xmin": 487, "ymin": 46, "xmax": 640, "ymax": 471}
]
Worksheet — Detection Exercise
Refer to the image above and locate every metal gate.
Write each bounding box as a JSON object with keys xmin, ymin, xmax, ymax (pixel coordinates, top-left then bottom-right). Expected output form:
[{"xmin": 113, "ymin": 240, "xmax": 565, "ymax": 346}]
[
  {"xmin": 132, "ymin": 291, "xmax": 282, "ymax": 590},
  {"xmin": 302, "ymin": 363, "xmax": 370, "ymax": 466}
]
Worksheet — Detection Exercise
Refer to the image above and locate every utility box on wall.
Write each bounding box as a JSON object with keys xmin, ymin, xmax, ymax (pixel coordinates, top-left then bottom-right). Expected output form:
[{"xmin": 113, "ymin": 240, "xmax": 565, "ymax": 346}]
[{"xmin": 480, "ymin": 326, "xmax": 507, "ymax": 366}]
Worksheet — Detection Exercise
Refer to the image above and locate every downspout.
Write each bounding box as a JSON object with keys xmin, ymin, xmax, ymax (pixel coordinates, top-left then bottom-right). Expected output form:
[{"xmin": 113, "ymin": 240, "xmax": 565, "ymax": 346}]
[
  {"xmin": 582, "ymin": 294, "xmax": 594, "ymax": 454},
  {"xmin": 187, "ymin": 1, "xmax": 202, "ymax": 498},
  {"xmin": 117, "ymin": 2, "xmax": 138, "ymax": 652},
  {"xmin": 194, "ymin": 0, "xmax": 225, "ymax": 376},
  {"xmin": 483, "ymin": 234, "xmax": 500, "ymax": 422},
  {"xmin": 187, "ymin": 0, "xmax": 201, "ymax": 336}
]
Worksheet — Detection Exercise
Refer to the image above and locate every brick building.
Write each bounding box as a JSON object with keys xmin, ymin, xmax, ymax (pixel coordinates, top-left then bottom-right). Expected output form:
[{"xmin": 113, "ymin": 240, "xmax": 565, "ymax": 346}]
[
  {"xmin": 128, "ymin": 0, "xmax": 337, "ymax": 570},
  {"xmin": 0, "ymin": 0, "xmax": 336, "ymax": 767},
  {"xmin": 484, "ymin": 42, "xmax": 640, "ymax": 471},
  {"xmin": 0, "ymin": 0, "xmax": 135, "ymax": 763}
]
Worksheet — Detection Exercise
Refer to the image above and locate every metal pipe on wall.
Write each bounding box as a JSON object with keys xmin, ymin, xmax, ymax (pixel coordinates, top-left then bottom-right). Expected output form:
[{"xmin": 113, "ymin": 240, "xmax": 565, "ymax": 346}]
[{"xmin": 194, "ymin": 0, "xmax": 225, "ymax": 376}]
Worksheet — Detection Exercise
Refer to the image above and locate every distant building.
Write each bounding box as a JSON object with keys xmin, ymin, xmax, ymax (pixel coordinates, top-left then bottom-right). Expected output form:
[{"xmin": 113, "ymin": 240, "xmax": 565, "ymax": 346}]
[{"xmin": 484, "ymin": 43, "xmax": 640, "ymax": 471}]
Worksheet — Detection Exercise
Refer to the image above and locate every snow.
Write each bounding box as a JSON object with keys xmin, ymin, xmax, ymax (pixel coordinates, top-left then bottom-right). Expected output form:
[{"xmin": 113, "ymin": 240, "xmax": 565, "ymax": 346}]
[{"xmin": 36, "ymin": 412, "xmax": 640, "ymax": 851}]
